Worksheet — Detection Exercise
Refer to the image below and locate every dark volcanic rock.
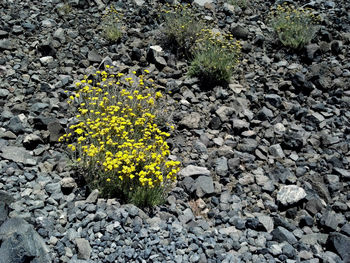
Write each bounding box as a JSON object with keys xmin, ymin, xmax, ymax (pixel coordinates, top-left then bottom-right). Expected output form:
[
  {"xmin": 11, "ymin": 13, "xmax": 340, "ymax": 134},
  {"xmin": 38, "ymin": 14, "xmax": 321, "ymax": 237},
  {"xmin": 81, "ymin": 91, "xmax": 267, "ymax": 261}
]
[
  {"xmin": 327, "ymin": 232, "xmax": 350, "ymax": 261},
  {"xmin": 0, "ymin": 218, "xmax": 50, "ymax": 263}
]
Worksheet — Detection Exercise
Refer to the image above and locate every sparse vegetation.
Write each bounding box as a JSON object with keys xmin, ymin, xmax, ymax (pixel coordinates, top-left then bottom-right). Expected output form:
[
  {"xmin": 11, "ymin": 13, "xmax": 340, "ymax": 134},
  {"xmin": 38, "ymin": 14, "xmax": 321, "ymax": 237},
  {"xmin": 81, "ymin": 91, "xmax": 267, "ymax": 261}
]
[
  {"xmin": 268, "ymin": 4, "xmax": 320, "ymax": 49},
  {"xmin": 188, "ymin": 29, "xmax": 241, "ymax": 88}
]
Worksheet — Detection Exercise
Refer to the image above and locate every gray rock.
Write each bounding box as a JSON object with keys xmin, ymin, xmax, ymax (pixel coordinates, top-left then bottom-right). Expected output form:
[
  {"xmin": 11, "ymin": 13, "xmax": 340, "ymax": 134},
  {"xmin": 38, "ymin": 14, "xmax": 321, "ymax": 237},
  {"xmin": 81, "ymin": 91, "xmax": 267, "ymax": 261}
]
[
  {"xmin": 0, "ymin": 30, "xmax": 9, "ymax": 38},
  {"xmin": 265, "ymin": 94, "xmax": 282, "ymax": 108},
  {"xmin": 333, "ymin": 167, "xmax": 350, "ymax": 179},
  {"xmin": 256, "ymin": 106, "xmax": 274, "ymax": 120},
  {"xmin": 75, "ymin": 238, "xmax": 92, "ymax": 260},
  {"xmin": 277, "ymin": 185, "xmax": 306, "ymax": 206},
  {"xmin": 327, "ymin": 232, "xmax": 350, "ymax": 261},
  {"xmin": 230, "ymin": 24, "xmax": 249, "ymax": 39},
  {"xmin": 146, "ymin": 45, "xmax": 167, "ymax": 69},
  {"xmin": 257, "ymin": 214, "xmax": 274, "ymax": 233},
  {"xmin": 31, "ymin": 102, "xmax": 49, "ymax": 113},
  {"xmin": 0, "ymin": 191, "xmax": 14, "ymax": 226},
  {"xmin": 8, "ymin": 116, "xmax": 25, "ymax": 134},
  {"xmin": 237, "ymin": 138, "xmax": 258, "ymax": 152},
  {"xmin": 269, "ymin": 144, "xmax": 285, "ymax": 158},
  {"xmin": 320, "ymin": 210, "xmax": 340, "ymax": 231},
  {"xmin": 193, "ymin": 0, "xmax": 213, "ymax": 6},
  {"xmin": 193, "ymin": 140, "xmax": 207, "ymax": 153},
  {"xmin": 300, "ymin": 233, "xmax": 328, "ymax": 245},
  {"xmin": 215, "ymin": 157, "xmax": 228, "ymax": 176},
  {"xmin": 133, "ymin": 0, "xmax": 145, "ymax": 6},
  {"xmin": 216, "ymin": 106, "xmax": 234, "ymax": 122},
  {"xmin": 86, "ymin": 189, "xmax": 99, "ymax": 203},
  {"xmin": 45, "ymin": 182, "xmax": 61, "ymax": 195},
  {"xmin": 47, "ymin": 120, "xmax": 64, "ymax": 142},
  {"xmin": 232, "ymin": 118, "xmax": 249, "ymax": 133},
  {"xmin": 305, "ymin": 43, "xmax": 321, "ymax": 61},
  {"xmin": 0, "ymin": 89, "xmax": 10, "ymax": 98},
  {"xmin": 305, "ymin": 197, "xmax": 324, "ymax": 215},
  {"xmin": 0, "ymin": 146, "xmax": 37, "ymax": 165},
  {"xmin": 0, "ymin": 39, "xmax": 15, "ymax": 50},
  {"xmin": 194, "ymin": 176, "xmax": 214, "ymax": 197},
  {"xmin": 179, "ymin": 112, "xmax": 201, "ymax": 129},
  {"xmin": 23, "ymin": 134, "xmax": 43, "ymax": 150},
  {"xmin": 0, "ymin": 218, "xmax": 50, "ymax": 263},
  {"xmin": 88, "ymin": 49, "xmax": 102, "ymax": 63},
  {"xmin": 179, "ymin": 165, "xmax": 210, "ymax": 177},
  {"xmin": 271, "ymin": 226, "xmax": 298, "ymax": 245},
  {"xmin": 179, "ymin": 208, "xmax": 194, "ymax": 224},
  {"xmin": 60, "ymin": 177, "xmax": 77, "ymax": 194}
]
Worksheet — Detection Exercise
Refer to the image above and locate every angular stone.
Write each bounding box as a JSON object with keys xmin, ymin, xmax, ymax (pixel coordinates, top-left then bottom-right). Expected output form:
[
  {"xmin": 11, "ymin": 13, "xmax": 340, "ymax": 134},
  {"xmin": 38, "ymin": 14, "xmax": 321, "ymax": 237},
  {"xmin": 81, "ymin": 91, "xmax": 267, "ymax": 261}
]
[
  {"xmin": 305, "ymin": 197, "xmax": 324, "ymax": 215},
  {"xmin": 0, "ymin": 218, "xmax": 50, "ymax": 263},
  {"xmin": 179, "ymin": 165, "xmax": 210, "ymax": 177},
  {"xmin": 327, "ymin": 232, "xmax": 350, "ymax": 261},
  {"xmin": 86, "ymin": 189, "xmax": 99, "ymax": 203},
  {"xmin": 23, "ymin": 134, "xmax": 43, "ymax": 150},
  {"xmin": 300, "ymin": 233, "xmax": 328, "ymax": 245},
  {"xmin": 75, "ymin": 238, "xmax": 92, "ymax": 260},
  {"xmin": 265, "ymin": 94, "xmax": 282, "ymax": 108},
  {"xmin": 215, "ymin": 157, "xmax": 228, "ymax": 176},
  {"xmin": 230, "ymin": 24, "xmax": 249, "ymax": 39},
  {"xmin": 194, "ymin": 176, "xmax": 214, "ymax": 197},
  {"xmin": 257, "ymin": 214, "xmax": 274, "ymax": 233},
  {"xmin": 0, "ymin": 146, "xmax": 37, "ymax": 165},
  {"xmin": 0, "ymin": 39, "xmax": 15, "ymax": 50},
  {"xmin": 320, "ymin": 210, "xmax": 340, "ymax": 231},
  {"xmin": 269, "ymin": 144, "xmax": 285, "ymax": 158},
  {"xmin": 60, "ymin": 177, "xmax": 77, "ymax": 194},
  {"xmin": 47, "ymin": 120, "xmax": 64, "ymax": 142},
  {"xmin": 277, "ymin": 185, "xmax": 306, "ymax": 206},
  {"xmin": 216, "ymin": 106, "xmax": 234, "ymax": 122},
  {"xmin": 88, "ymin": 49, "xmax": 102, "ymax": 63},
  {"xmin": 179, "ymin": 112, "xmax": 201, "ymax": 129},
  {"xmin": 271, "ymin": 226, "xmax": 298, "ymax": 245},
  {"xmin": 237, "ymin": 138, "xmax": 258, "ymax": 153},
  {"xmin": 333, "ymin": 167, "xmax": 350, "ymax": 179}
]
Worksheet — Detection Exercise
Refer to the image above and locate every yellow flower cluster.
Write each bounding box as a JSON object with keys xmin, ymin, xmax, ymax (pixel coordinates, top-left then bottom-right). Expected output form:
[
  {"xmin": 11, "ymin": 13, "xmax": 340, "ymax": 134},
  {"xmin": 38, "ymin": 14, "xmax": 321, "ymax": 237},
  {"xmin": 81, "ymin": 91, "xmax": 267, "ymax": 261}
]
[{"xmin": 60, "ymin": 67, "xmax": 180, "ymax": 200}]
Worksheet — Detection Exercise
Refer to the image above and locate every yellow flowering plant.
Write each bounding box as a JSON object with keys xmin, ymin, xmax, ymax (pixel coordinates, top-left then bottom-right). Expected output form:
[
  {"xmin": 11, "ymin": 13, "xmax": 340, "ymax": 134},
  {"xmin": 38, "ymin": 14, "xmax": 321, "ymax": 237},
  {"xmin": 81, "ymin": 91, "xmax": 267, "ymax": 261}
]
[
  {"xmin": 268, "ymin": 4, "xmax": 320, "ymax": 50},
  {"xmin": 60, "ymin": 67, "xmax": 180, "ymax": 207}
]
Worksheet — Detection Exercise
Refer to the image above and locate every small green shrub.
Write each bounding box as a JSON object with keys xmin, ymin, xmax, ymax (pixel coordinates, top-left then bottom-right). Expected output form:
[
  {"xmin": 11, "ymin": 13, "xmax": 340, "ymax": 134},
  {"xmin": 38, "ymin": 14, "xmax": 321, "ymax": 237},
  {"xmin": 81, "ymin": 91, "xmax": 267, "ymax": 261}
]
[
  {"xmin": 161, "ymin": 4, "xmax": 207, "ymax": 58},
  {"xmin": 57, "ymin": 1, "xmax": 72, "ymax": 15},
  {"xmin": 228, "ymin": 0, "xmax": 248, "ymax": 9},
  {"xmin": 188, "ymin": 30, "xmax": 241, "ymax": 88},
  {"xmin": 101, "ymin": 6, "xmax": 123, "ymax": 43},
  {"xmin": 268, "ymin": 4, "xmax": 320, "ymax": 49},
  {"xmin": 60, "ymin": 67, "xmax": 180, "ymax": 207}
]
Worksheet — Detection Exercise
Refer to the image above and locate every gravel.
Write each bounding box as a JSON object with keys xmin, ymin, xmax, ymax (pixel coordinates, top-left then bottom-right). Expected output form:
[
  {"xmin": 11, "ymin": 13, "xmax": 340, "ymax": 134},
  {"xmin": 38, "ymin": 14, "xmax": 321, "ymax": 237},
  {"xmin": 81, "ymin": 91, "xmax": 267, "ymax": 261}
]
[{"xmin": 0, "ymin": 0, "xmax": 349, "ymax": 262}]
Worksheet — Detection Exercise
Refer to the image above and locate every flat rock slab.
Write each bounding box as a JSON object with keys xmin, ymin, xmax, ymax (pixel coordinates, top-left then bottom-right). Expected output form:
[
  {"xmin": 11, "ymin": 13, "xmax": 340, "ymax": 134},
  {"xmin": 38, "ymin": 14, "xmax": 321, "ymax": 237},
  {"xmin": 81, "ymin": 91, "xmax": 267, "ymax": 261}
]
[
  {"xmin": 0, "ymin": 146, "xmax": 37, "ymax": 165},
  {"xmin": 179, "ymin": 165, "xmax": 211, "ymax": 177}
]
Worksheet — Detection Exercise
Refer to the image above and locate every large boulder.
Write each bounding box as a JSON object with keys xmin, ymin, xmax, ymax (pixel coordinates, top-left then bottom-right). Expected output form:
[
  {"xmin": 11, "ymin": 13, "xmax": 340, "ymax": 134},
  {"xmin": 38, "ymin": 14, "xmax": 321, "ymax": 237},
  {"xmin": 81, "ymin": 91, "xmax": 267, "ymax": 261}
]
[{"xmin": 0, "ymin": 218, "xmax": 50, "ymax": 263}]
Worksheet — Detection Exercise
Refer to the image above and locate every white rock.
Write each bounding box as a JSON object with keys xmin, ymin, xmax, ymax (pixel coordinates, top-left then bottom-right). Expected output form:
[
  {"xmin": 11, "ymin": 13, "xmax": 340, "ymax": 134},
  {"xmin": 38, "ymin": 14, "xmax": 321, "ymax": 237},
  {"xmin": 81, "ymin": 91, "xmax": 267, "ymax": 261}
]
[{"xmin": 277, "ymin": 185, "xmax": 307, "ymax": 206}]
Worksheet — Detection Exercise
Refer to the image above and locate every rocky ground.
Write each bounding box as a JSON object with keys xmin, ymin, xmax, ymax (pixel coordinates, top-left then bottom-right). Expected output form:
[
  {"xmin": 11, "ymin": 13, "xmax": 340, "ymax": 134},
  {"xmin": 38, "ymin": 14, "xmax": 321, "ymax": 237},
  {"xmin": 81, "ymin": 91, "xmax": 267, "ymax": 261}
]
[{"xmin": 0, "ymin": 0, "xmax": 350, "ymax": 262}]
